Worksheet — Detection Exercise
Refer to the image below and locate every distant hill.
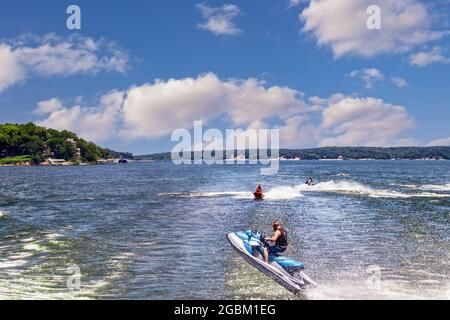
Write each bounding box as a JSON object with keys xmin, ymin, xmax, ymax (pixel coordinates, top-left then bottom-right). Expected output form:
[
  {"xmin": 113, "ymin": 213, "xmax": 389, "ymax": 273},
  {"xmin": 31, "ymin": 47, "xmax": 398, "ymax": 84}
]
[
  {"xmin": 135, "ymin": 146, "xmax": 450, "ymax": 161},
  {"xmin": 0, "ymin": 123, "xmax": 132, "ymax": 164}
]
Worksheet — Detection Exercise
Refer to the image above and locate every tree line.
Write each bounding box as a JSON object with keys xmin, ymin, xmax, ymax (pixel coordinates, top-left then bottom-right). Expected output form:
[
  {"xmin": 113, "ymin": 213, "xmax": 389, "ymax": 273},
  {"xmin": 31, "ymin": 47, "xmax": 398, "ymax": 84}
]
[
  {"xmin": 135, "ymin": 146, "xmax": 450, "ymax": 161},
  {"xmin": 0, "ymin": 123, "xmax": 132, "ymax": 164}
]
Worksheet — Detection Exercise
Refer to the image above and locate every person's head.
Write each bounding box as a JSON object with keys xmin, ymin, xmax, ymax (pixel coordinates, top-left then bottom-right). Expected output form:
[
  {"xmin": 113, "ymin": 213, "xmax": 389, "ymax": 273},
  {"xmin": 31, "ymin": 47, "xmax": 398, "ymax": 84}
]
[
  {"xmin": 272, "ymin": 220, "xmax": 282, "ymax": 231},
  {"xmin": 258, "ymin": 185, "xmax": 261, "ymax": 188}
]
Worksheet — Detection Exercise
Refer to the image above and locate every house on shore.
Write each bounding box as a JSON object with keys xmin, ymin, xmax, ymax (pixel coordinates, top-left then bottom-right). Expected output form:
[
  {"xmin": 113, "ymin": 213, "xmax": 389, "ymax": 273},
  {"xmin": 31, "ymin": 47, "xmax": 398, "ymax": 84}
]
[{"xmin": 47, "ymin": 159, "xmax": 69, "ymax": 166}]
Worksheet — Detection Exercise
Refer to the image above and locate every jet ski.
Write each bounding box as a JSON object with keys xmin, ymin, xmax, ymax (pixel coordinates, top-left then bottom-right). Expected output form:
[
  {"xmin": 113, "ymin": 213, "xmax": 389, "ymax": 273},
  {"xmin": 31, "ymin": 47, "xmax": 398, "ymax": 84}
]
[
  {"xmin": 227, "ymin": 230, "xmax": 317, "ymax": 295},
  {"xmin": 253, "ymin": 191, "xmax": 264, "ymax": 200},
  {"xmin": 337, "ymin": 172, "xmax": 350, "ymax": 177}
]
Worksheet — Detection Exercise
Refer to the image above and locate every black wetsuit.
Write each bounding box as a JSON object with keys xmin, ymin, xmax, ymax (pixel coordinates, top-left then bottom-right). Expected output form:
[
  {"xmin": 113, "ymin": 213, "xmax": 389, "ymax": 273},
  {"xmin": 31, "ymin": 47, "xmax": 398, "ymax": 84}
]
[{"xmin": 269, "ymin": 229, "xmax": 288, "ymax": 254}]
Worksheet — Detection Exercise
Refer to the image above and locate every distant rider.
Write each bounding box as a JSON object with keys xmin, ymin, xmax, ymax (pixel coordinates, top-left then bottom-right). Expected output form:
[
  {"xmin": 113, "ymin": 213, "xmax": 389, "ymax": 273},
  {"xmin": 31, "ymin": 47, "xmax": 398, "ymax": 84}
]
[
  {"xmin": 263, "ymin": 221, "xmax": 288, "ymax": 263},
  {"xmin": 255, "ymin": 185, "xmax": 263, "ymax": 193},
  {"xmin": 305, "ymin": 177, "xmax": 313, "ymax": 186}
]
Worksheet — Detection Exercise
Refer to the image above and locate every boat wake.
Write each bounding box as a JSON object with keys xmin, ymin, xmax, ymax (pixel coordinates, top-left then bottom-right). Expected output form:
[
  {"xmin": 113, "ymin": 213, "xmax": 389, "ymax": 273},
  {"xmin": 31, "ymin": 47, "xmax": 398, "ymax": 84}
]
[
  {"xmin": 158, "ymin": 180, "xmax": 448, "ymax": 201},
  {"xmin": 159, "ymin": 188, "xmax": 304, "ymax": 200},
  {"xmin": 263, "ymin": 186, "xmax": 304, "ymax": 200},
  {"xmin": 0, "ymin": 229, "xmax": 135, "ymax": 300},
  {"xmin": 159, "ymin": 191, "xmax": 251, "ymax": 199},
  {"xmin": 300, "ymin": 180, "xmax": 450, "ymax": 198},
  {"xmin": 394, "ymin": 183, "xmax": 450, "ymax": 192},
  {"xmin": 307, "ymin": 279, "xmax": 450, "ymax": 300},
  {"xmin": 421, "ymin": 183, "xmax": 450, "ymax": 191}
]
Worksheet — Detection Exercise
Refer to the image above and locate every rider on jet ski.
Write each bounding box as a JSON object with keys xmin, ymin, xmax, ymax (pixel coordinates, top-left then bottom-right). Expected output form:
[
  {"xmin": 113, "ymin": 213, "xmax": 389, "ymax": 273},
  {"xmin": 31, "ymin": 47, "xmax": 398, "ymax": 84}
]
[
  {"xmin": 263, "ymin": 221, "xmax": 288, "ymax": 263},
  {"xmin": 254, "ymin": 185, "xmax": 264, "ymax": 199}
]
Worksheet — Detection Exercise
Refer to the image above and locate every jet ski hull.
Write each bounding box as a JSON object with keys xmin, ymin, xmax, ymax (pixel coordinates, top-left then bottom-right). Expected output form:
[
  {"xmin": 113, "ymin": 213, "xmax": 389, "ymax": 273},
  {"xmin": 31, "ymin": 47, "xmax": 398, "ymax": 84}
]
[
  {"xmin": 253, "ymin": 192, "xmax": 264, "ymax": 200},
  {"xmin": 227, "ymin": 231, "xmax": 316, "ymax": 295}
]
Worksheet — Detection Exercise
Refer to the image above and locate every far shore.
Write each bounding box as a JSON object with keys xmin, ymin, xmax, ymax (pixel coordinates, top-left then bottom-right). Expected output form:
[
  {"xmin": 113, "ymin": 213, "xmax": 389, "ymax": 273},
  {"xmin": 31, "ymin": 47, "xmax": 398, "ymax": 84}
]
[
  {"xmin": 1, "ymin": 158, "xmax": 448, "ymax": 167},
  {"xmin": 0, "ymin": 158, "xmax": 135, "ymax": 167}
]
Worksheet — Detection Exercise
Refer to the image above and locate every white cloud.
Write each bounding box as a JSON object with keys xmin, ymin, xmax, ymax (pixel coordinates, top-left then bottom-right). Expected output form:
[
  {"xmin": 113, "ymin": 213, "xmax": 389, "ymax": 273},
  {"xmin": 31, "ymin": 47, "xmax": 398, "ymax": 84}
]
[
  {"xmin": 120, "ymin": 73, "xmax": 306, "ymax": 139},
  {"xmin": 348, "ymin": 68, "xmax": 409, "ymax": 89},
  {"xmin": 121, "ymin": 74, "xmax": 226, "ymax": 139},
  {"xmin": 34, "ymin": 98, "xmax": 63, "ymax": 115},
  {"xmin": 300, "ymin": 0, "xmax": 446, "ymax": 58},
  {"xmin": 0, "ymin": 45, "xmax": 25, "ymax": 92},
  {"xmin": 409, "ymin": 47, "xmax": 450, "ymax": 66},
  {"xmin": 0, "ymin": 33, "xmax": 129, "ymax": 93},
  {"xmin": 37, "ymin": 91, "xmax": 125, "ymax": 142},
  {"xmin": 221, "ymin": 120, "xmax": 271, "ymax": 151},
  {"xmin": 319, "ymin": 96, "xmax": 416, "ymax": 146},
  {"xmin": 223, "ymin": 78, "xmax": 305, "ymax": 125},
  {"xmin": 428, "ymin": 136, "xmax": 450, "ymax": 146},
  {"xmin": 35, "ymin": 73, "xmax": 307, "ymax": 141},
  {"xmin": 288, "ymin": 0, "xmax": 303, "ymax": 8},
  {"xmin": 35, "ymin": 73, "xmax": 417, "ymax": 148},
  {"xmin": 279, "ymin": 115, "xmax": 322, "ymax": 148},
  {"xmin": 348, "ymin": 68, "xmax": 384, "ymax": 88},
  {"xmin": 390, "ymin": 76, "xmax": 408, "ymax": 88},
  {"xmin": 308, "ymin": 96, "xmax": 328, "ymax": 111},
  {"xmin": 268, "ymin": 94, "xmax": 417, "ymax": 148},
  {"xmin": 196, "ymin": 3, "xmax": 242, "ymax": 36}
]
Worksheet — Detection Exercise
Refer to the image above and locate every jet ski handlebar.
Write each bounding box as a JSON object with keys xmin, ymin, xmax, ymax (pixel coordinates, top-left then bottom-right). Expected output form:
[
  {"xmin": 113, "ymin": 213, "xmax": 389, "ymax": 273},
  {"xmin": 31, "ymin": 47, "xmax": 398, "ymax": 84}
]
[{"xmin": 247, "ymin": 231, "xmax": 269, "ymax": 248}]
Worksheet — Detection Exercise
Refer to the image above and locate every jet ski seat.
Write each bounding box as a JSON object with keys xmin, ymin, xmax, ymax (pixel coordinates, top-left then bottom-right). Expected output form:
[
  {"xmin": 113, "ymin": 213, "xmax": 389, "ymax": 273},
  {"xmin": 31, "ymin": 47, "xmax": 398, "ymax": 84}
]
[
  {"xmin": 238, "ymin": 230, "xmax": 305, "ymax": 271},
  {"xmin": 270, "ymin": 255, "xmax": 305, "ymax": 271}
]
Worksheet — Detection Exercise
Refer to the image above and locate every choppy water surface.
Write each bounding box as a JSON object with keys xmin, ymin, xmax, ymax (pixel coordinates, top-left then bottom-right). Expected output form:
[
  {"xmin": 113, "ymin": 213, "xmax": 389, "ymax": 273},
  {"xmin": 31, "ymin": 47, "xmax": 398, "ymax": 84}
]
[{"xmin": 0, "ymin": 161, "xmax": 449, "ymax": 299}]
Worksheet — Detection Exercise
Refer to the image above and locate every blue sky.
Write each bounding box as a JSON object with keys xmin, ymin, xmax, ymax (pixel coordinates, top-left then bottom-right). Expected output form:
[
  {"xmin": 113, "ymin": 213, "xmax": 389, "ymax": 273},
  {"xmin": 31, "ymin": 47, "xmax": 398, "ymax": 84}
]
[{"xmin": 0, "ymin": 0, "xmax": 449, "ymax": 154}]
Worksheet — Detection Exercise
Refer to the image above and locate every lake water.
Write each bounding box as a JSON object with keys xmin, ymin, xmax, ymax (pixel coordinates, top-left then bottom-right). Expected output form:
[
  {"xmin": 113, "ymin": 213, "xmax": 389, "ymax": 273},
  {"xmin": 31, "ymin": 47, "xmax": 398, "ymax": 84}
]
[{"xmin": 0, "ymin": 161, "xmax": 449, "ymax": 299}]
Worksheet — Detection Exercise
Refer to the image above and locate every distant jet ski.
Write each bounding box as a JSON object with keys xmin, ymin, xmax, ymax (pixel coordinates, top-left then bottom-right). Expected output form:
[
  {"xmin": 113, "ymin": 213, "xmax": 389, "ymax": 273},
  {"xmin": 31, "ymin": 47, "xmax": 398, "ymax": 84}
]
[
  {"xmin": 337, "ymin": 172, "xmax": 350, "ymax": 176},
  {"xmin": 253, "ymin": 191, "xmax": 264, "ymax": 200},
  {"xmin": 253, "ymin": 185, "xmax": 264, "ymax": 200},
  {"xmin": 227, "ymin": 230, "xmax": 317, "ymax": 295}
]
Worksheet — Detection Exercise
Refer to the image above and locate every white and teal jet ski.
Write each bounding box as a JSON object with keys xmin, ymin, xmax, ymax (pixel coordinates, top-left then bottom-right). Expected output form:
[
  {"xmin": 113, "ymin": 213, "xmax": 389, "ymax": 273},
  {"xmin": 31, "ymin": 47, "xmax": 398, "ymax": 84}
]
[{"xmin": 227, "ymin": 230, "xmax": 317, "ymax": 295}]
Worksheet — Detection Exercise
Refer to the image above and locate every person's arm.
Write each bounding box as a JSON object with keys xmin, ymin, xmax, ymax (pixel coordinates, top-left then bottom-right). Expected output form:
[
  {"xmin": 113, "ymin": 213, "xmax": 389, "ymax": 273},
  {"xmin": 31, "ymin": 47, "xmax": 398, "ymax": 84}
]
[{"xmin": 265, "ymin": 230, "xmax": 281, "ymax": 242}]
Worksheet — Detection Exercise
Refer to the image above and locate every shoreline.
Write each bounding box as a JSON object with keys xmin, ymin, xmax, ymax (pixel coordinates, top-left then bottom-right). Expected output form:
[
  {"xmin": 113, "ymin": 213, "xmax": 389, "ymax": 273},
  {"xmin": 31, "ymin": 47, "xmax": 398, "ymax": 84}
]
[
  {"xmin": 0, "ymin": 159, "xmax": 134, "ymax": 167},
  {"xmin": 1, "ymin": 158, "xmax": 448, "ymax": 167}
]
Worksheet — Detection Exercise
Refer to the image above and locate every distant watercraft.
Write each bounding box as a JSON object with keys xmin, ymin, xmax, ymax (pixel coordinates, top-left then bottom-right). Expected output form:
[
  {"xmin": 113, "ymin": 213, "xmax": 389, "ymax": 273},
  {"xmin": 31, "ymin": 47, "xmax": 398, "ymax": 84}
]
[
  {"xmin": 337, "ymin": 172, "xmax": 350, "ymax": 177},
  {"xmin": 253, "ymin": 191, "xmax": 264, "ymax": 200}
]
